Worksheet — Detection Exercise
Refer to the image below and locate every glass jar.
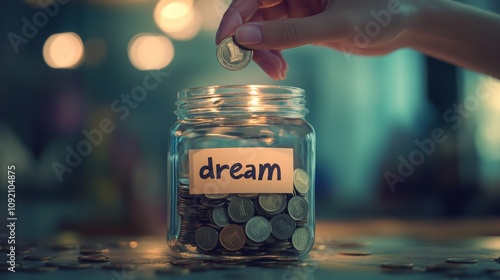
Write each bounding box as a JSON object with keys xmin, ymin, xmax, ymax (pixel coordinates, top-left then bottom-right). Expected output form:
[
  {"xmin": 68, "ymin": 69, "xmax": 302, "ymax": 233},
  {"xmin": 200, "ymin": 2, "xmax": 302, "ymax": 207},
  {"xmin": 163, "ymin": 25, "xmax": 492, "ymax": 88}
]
[{"xmin": 167, "ymin": 85, "xmax": 315, "ymax": 260}]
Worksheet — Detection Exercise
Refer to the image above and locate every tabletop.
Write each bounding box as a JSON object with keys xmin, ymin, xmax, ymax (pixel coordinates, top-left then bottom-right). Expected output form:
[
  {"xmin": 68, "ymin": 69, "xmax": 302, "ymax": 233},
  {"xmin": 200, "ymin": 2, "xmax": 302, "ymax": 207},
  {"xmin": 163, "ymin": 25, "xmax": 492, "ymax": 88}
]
[{"xmin": 2, "ymin": 219, "xmax": 500, "ymax": 280}]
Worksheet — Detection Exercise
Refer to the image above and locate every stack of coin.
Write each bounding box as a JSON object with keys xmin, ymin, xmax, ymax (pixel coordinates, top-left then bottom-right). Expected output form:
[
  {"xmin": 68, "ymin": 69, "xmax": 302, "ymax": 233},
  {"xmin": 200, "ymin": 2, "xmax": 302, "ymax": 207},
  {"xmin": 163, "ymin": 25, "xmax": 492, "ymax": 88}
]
[{"xmin": 175, "ymin": 168, "xmax": 312, "ymax": 256}]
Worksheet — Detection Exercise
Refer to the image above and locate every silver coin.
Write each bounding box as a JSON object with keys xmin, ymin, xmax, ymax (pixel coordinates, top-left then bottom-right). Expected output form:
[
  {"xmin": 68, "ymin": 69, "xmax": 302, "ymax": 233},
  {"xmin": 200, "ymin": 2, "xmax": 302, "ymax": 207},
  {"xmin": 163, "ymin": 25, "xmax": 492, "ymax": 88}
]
[
  {"xmin": 287, "ymin": 196, "xmax": 308, "ymax": 220},
  {"xmin": 339, "ymin": 251, "xmax": 371, "ymax": 256},
  {"xmin": 195, "ymin": 226, "xmax": 219, "ymax": 251},
  {"xmin": 245, "ymin": 216, "xmax": 272, "ymax": 243},
  {"xmin": 228, "ymin": 197, "xmax": 255, "ymax": 223},
  {"xmin": 291, "ymin": 227, "xmax": 309, "ymax": 251},
  {"xmin": 270, "ymin": 214, "xmax": 296, "ymax": 240},
  {"xmin": 78, "ymin": 254, "xmax": 110, "ymax": 263},
  {"xmin": 204, "ymin": 193, "xmax": 228, "ymax": 199},
  {"xmin": 237, "ymin": 193, "xmax": 259, "ymax": 199},
  {"xmin": 217, "ymin": 36, "xmax": 253, "ymax": 71},
  {"xmin": 293, "ymin": 169, "xmax": 310, "ymax": 194},
  {"xmin": 381, "ymin": 262, "xmax": 414, "ymax": 269},
  {"xmin": 23, "ymin": 255, "xmax": 53, "ymax": 261},
  {"xmin": 212, "ymin": 206, "xmax": 230, "ymax": 227},
  {"xmin": 258, "ymin": 194, "xmax": 287, "ymax": 214},
  {"xmin": 446, "ymin": 257, "xmax": 478, "ymax": 264}
]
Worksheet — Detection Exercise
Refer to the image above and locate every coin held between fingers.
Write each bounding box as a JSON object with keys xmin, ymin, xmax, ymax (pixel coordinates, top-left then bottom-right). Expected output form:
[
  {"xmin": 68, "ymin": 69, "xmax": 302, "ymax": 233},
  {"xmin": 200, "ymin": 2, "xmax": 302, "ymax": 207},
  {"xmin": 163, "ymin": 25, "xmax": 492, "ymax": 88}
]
[{"xmin": 217, "ymin": 36, "xmax": 253, "ymax": 71}]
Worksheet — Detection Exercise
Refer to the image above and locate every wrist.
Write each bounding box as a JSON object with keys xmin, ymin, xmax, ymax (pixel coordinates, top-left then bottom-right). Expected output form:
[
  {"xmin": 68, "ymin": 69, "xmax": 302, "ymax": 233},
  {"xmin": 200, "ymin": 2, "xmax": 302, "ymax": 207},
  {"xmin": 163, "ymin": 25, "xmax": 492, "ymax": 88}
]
[{"xmin": 399, "ymin": 0, "xmax": 446, "ymax": 49}]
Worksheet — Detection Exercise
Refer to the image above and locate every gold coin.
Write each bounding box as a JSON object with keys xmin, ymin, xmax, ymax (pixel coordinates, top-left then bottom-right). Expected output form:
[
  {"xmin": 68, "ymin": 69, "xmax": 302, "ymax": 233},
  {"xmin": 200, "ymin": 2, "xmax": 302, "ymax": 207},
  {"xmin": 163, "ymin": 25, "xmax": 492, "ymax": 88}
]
[{"xmin": 217, "ymin": 36, "xmax": 253, "ymax": 71}]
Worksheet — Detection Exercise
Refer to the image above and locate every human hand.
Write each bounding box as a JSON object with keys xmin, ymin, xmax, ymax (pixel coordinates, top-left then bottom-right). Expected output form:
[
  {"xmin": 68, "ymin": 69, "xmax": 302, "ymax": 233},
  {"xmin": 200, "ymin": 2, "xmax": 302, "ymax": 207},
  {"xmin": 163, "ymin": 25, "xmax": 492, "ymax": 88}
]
[{"xmin": 216, "ymin": 0, "xmax": 415, "ymax": 80}]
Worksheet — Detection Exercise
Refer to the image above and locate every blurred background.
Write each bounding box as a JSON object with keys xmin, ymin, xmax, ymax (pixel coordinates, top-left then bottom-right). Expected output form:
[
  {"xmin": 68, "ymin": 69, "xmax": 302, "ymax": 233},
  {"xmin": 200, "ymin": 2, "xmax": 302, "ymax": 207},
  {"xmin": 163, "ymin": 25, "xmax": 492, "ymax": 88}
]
[{"xmin": 0, "ymin": 0, "xmax": 499, "ymax": 239}]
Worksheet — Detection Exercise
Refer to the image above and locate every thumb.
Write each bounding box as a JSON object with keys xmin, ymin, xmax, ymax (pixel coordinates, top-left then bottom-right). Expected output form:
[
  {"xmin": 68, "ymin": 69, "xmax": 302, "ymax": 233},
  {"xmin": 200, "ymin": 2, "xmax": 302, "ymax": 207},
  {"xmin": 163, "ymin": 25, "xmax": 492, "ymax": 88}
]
[{"xmin": 234, "ymin": 14, "xmax": 341, "ymax": 50}]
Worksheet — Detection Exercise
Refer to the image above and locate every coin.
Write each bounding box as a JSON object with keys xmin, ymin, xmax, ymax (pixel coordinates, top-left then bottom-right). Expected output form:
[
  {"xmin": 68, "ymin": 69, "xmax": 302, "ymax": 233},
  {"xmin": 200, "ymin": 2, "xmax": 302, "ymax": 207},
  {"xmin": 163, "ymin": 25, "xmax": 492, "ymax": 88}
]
[
  {"xmin": 338, "ymin": 251, "xmax": 371, "ymax": 256},
  {"xmin": 270, "ymin": 214, "xmax": 296, "ymax": 239},
  {"xmin": 381, "ymin": 262, "xmax": 414, "ymax": 269},
  {"xmin": 212, "ymin": 206, "xmax": 230, "ymax": 227},
  {"xmin": 258, "ymin": 194, "xmax": 287, "ymax": 214},
  {"xmin": 217, "ymin": 36, "xmax": 253, "ymax": 71},
  {"xmin": 446, "ymin": 258, "xmax": 478, "ymax": 264},
  {"xmin": 293, "ymin": 169, "xmax": 310, "ymax": 194},
  {"xmin": 23, "ymin": 255, "xmax": 53, "ymax": 261},
  {"xmin": 245, "ymin": 216, "xmax": 272, "ymax": 243},
  {"xmin": 291, "ymin": 227, "xmax": 309, "ymax": 251},
  {"xmin": 51, "ymin": 243, "xmax": 79, "ymax": 250},
  {"xmin": 228, "ymin": 197, "xmax": 255, "ymax": 223},
  {"xmin": 287, "ymin": 196, "xmax": 308, "ymax": 220},
  {"xmin": 220, "ymin": 224, "xmax": 246, "ymax": 251},
  {"xmin": 237, "ymin": 193, "xmax": 259, "ymax": 199},
  {"xmin": 205, "ymin": 194, "xmax": 228, "ymax": 199},
  {"xmin": 78, "ymin": 254, "xmax": 111, "ymax": 263},
  {"xmin": 195, "ymin": 226, "xmax": 219, "ymax": 251}
]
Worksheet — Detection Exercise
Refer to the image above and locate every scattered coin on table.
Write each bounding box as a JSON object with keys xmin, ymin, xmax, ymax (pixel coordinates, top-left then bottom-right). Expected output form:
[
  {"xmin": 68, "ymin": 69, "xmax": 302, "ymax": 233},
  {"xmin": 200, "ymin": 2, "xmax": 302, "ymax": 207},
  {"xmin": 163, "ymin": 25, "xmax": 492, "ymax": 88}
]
[{"xmin": 446, "ymin": 257, "xmax": 478, "ymax": 264}]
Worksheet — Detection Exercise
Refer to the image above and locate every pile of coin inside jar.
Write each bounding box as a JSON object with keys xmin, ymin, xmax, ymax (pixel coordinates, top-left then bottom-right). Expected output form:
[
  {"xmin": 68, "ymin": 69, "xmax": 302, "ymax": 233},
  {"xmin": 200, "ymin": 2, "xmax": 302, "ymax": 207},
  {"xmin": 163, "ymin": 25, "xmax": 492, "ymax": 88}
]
[{"xmin": 177, "ymin": 168, "xmax": 311, "ymax": 256}]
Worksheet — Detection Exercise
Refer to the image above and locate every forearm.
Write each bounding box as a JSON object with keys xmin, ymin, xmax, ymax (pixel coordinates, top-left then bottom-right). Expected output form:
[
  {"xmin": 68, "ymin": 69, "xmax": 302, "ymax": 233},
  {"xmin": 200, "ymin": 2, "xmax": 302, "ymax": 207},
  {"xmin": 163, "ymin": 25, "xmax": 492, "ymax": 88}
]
[{"xmin": 405, "ymin": 0, "xmax": 500, "ymax": 78}]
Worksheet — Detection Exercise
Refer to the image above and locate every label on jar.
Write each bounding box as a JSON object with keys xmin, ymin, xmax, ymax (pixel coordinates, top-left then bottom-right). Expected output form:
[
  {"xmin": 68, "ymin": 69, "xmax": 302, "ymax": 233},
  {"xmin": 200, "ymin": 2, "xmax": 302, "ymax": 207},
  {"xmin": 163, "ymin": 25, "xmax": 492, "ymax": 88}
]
[{"xmin": 189, "ymin": 148, "xmax": 294, "ymax": 194}]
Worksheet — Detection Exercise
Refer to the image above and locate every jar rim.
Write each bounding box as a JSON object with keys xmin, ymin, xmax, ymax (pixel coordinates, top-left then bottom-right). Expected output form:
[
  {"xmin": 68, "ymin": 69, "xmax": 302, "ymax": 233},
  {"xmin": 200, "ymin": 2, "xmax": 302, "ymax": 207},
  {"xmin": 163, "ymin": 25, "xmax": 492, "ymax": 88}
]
[
  {"xmin": 178, "ymin": 85, "xmax": 305, "ymax": 99},
  {"xmin": 176, "ymin": 85, "xmax": 308, "ymax": 119}
]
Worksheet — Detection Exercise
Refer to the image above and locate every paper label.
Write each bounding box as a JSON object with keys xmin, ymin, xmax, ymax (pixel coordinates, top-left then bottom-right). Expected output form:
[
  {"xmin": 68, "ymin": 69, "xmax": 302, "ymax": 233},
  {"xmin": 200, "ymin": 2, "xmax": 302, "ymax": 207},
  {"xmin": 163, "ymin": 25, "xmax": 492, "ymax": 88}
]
[{"xmin": 189, "ymin": 148, "xmax": 294, "ymax": 194}]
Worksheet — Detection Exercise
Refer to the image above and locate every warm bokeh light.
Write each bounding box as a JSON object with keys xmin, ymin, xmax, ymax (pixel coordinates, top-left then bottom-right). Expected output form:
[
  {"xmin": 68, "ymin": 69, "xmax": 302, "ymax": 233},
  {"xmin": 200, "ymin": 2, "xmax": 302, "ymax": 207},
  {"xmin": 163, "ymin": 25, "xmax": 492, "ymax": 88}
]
[
  {"xmin": 154, "ymin": 0, "xmax": 201, "ymax": 40},
  {"xmin": 43, "ymin": 32, "xmax": 84, "ymax": 69},
  {"xmin": 128, "ymin": 33, "xmax": 174, "ymax": 70},
  {"xmin": 475, "ymin": 77, "xmax": 500, "ymax": 161},
  {"xmin": 129, "ymin": 241, "xmax": 138, "ymax": 248}
]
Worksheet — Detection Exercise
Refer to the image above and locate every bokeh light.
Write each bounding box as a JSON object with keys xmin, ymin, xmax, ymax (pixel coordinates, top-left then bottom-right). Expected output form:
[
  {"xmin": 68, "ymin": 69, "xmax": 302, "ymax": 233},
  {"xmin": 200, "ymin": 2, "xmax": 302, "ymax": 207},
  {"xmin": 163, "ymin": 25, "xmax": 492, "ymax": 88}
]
[
  {"xmin": 154, "ymin": 0, "xmax": 202, "ymax": 40},
  {"xmin": 43, "ymin": 32, "xmax": 84, "ymax": 69},
  {"xmin": 128, "ymin": 33, "xmax": 174, "ymax": 70}
]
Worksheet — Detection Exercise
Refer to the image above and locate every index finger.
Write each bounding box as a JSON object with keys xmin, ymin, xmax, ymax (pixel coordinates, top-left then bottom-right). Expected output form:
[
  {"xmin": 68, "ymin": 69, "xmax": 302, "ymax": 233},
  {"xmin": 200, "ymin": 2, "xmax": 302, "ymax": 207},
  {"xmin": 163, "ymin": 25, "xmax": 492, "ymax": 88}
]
[{"xmin": 215, "ymin": 0, "xmax": 260, "ymax": 44}]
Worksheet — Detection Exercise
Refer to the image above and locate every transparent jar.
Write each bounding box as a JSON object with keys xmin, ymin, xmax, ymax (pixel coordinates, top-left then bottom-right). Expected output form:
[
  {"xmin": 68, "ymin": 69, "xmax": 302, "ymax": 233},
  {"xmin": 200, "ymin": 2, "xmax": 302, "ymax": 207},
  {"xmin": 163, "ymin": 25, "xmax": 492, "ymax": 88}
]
[{"xmin": 167, "ymin": 85, "xmax": 315, "ymax": 260}]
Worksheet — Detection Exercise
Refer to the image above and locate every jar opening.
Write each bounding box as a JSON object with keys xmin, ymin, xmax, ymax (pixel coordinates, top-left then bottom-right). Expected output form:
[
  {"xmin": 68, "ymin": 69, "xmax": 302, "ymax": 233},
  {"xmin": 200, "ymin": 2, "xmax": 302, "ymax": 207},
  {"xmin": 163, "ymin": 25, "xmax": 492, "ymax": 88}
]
[{"xmin": 176, "ymin": 85, "xmax": 308, "ymax": 119}]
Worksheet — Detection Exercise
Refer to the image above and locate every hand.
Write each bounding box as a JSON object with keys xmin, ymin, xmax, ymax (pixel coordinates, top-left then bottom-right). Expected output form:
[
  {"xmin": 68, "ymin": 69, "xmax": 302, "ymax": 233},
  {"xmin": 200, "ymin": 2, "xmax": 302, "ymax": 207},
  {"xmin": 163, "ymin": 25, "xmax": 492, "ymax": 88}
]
[{"xmin": 216, "ymin": 0, "xmax": 415, "ymax": 80}]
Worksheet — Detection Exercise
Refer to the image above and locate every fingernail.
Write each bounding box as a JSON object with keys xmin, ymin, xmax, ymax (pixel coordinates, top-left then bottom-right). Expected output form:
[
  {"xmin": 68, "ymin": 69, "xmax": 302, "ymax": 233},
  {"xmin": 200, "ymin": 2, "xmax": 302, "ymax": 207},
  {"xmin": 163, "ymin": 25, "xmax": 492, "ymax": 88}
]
[{"xmin": 236, "ymin": 25, "xmax": 262, "ymax": 45}]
